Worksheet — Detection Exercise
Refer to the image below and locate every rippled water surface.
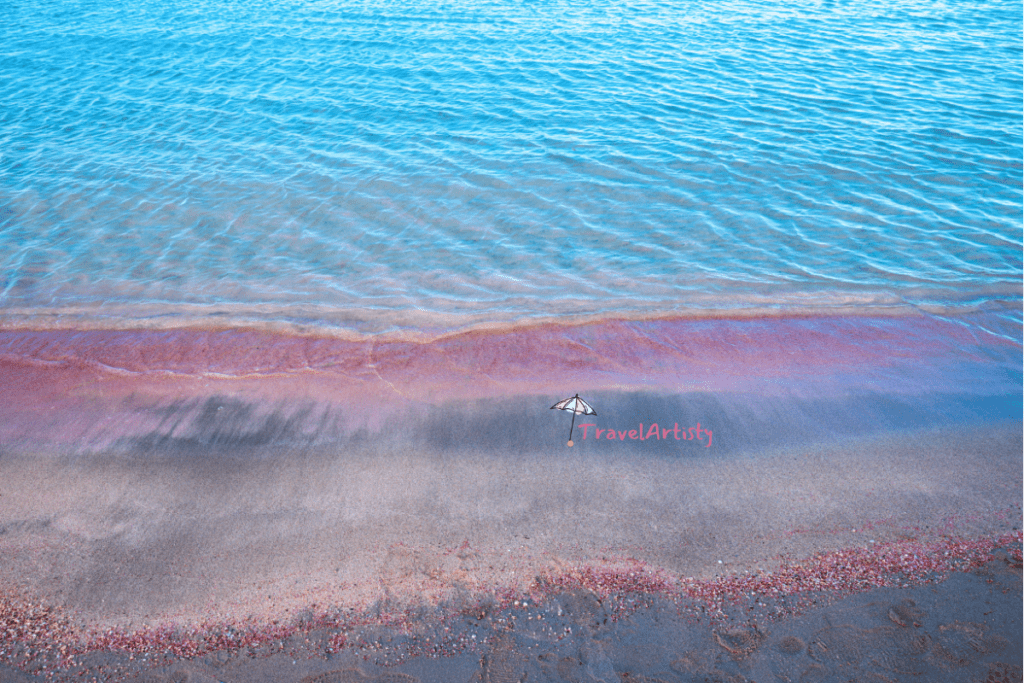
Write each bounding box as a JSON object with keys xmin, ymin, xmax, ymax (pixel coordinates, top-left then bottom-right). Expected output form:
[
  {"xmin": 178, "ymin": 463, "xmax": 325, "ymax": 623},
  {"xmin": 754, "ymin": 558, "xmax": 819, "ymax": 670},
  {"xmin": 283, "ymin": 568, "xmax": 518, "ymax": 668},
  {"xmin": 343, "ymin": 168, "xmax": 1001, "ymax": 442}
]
[{"xmin": 1, "ymin": 0, "xmax": 1021, "ymax": 333}]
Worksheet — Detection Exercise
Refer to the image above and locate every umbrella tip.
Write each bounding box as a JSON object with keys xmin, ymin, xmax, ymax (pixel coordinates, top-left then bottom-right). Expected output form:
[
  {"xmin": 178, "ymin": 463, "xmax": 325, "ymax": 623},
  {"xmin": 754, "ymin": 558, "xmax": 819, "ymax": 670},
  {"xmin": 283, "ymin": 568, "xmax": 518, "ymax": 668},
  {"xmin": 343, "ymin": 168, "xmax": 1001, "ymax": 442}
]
[{"xmin": 567, "ymin": 440, "xmax": 574, "ymax": 447}]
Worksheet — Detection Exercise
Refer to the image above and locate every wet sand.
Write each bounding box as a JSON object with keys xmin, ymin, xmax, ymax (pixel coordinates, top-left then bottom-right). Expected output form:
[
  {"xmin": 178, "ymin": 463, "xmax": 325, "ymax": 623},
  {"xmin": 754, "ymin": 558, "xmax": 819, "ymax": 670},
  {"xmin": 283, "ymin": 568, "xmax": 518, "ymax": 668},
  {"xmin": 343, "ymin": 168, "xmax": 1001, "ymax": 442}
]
[
  {"xmin": 1, "ymin": 415, "xmax": 1020, "ymax": 682},
  {"xmin": 0, "ymin": 419, "xmax": 1021, "ymax": 623},
  {"xmin": 0, "ymin": 314, "xmax": 1021, "ymax": 681},
  {"xmin": 0, "ymin": 535, "xmax": 1020, "ymax": 682}
]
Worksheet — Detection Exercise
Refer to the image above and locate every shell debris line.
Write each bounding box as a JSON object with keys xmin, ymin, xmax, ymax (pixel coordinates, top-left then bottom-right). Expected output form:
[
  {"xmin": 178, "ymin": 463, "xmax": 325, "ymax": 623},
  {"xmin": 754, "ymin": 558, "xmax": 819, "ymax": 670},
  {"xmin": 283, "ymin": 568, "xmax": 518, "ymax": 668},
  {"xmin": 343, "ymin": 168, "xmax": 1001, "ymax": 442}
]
[{"xmin": 0, "ymin": 531, "xmax": 1020, "ymax": 680}]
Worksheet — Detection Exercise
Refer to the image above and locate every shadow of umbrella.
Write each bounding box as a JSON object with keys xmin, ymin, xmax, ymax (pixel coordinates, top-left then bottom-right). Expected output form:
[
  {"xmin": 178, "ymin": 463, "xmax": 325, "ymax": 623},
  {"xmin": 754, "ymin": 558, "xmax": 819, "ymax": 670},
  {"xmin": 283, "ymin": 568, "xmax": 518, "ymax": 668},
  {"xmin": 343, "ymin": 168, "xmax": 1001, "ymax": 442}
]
[{"xmin": 551, "ymin": 393, "xmax": 597, "ymax": 447}]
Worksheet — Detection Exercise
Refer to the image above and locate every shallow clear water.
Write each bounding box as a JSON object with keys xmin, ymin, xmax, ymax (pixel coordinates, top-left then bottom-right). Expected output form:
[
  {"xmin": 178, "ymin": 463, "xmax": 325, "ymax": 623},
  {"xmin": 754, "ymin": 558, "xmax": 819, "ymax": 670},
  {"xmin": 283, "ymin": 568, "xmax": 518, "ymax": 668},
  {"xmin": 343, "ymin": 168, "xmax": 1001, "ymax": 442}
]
[{"xmin": 1, "ymin": 0, "xmax": 1021, "ymax": 334}]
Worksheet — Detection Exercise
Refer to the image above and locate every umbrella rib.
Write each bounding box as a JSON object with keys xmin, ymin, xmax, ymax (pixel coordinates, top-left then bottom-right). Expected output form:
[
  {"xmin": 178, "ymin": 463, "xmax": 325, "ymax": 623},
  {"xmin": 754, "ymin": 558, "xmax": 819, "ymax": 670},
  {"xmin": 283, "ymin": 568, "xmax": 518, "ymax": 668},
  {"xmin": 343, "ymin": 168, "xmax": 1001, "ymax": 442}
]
[{"xmin": 552, "ymin": 392, "xmax": 597, "ymax": 445}]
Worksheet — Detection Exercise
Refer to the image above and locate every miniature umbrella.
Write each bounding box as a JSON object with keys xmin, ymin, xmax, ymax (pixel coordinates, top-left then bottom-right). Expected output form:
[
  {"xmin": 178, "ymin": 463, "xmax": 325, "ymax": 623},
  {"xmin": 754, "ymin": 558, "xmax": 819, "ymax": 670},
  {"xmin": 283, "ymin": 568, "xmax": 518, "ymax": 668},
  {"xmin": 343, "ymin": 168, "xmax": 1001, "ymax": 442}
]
[{"xmin": 551, "ymin": 393, "xmax": 596, "ymax": 447}]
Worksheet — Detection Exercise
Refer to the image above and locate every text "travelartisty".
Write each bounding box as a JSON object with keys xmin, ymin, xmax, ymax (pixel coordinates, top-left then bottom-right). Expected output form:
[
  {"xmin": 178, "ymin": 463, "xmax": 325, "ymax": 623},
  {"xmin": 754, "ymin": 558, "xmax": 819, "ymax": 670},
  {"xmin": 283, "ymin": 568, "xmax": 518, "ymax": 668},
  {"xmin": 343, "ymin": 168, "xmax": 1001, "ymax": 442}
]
[{"xmin": 575, "ymin": 423, "xmax": 712, "ymax": 447}]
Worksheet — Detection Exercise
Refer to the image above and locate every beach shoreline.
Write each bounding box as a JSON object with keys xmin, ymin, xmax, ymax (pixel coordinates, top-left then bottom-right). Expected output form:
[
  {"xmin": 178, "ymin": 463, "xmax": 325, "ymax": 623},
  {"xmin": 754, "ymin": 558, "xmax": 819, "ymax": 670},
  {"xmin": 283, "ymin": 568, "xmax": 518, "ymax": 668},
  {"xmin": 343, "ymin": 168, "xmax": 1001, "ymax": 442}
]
[
  {"xmin": 1, "ymin": 314, "xmax": 1020, "ymax": 681},
  {"xmin": 2, "ymin": 415, "xmax": 1021, "ymax": 681},
  {"xmin": 3, "ymin": 0, "xmax": 1020, "ymax": 676},
  {"xmin": 1, "ymin": 532, "xmax": 1020, "ymax": 682}
]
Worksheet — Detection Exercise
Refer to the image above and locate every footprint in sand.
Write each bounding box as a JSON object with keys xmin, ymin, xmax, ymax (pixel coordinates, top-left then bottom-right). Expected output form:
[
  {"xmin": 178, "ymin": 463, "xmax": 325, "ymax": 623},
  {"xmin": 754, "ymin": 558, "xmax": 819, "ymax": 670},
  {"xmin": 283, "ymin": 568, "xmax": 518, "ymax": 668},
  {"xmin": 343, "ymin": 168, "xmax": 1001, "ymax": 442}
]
[
  {"xmin": 713, "ymin": 625, "xmax": 766, "ymax": 658},
  {"xmin": 808, "ymin": 624, "xmax": 870, "ymax": 669},
  {"xmin": 671, "ymin": 650, "xmax": 756, "ymax": 683},
  {"xmin": 811, "ymin": 623, "xmax": 928, "ymax": 672},
  {"xmin": 928, "ymin": 621, "xmax": 990, "ymax": 670},
  {"xmin": 867, "ymin": 599, "xmax": 931, "ymax": 674},
  {"xmin": 886, "ymin": 598, "xmax": 926, "ymax": 627},
  {"xmin": 871, "ymin": 628, "xmax": 930, "ymax": 675},
  {"xmin": 776, "ymin": 635, "xmax": 806, "ymax": 655},
  {"xmin": 670, "ymin": 650, "xmax": 715, "ymax": 677}
]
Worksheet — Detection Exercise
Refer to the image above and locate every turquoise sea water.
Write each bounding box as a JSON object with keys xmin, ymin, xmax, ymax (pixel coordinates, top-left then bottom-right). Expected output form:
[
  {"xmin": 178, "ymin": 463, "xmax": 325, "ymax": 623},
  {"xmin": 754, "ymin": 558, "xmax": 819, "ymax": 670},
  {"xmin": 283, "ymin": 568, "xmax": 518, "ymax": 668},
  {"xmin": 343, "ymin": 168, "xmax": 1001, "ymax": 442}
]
[{"xmin": 0, "ymin": 0, "xmax": 1021, "ymax": 335}]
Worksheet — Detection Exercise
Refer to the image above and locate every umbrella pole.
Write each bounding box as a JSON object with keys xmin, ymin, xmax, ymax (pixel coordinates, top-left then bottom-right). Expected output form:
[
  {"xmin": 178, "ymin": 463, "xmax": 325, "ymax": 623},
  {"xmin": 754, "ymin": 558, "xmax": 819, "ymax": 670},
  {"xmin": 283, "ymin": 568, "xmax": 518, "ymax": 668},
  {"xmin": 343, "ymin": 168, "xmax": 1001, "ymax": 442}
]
[{"xmin": 567, "ymin": 410, "xmax": 577, "ymax": 446}]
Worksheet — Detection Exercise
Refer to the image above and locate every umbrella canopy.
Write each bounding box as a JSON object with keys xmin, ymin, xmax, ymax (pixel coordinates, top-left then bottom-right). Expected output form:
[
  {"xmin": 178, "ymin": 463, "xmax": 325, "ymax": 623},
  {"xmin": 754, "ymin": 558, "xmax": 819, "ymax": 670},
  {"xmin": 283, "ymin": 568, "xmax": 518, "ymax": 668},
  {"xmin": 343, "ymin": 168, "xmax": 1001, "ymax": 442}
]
[{"xmin": 551, "ymin": 393, "xmax": 596, "ymax": 446}]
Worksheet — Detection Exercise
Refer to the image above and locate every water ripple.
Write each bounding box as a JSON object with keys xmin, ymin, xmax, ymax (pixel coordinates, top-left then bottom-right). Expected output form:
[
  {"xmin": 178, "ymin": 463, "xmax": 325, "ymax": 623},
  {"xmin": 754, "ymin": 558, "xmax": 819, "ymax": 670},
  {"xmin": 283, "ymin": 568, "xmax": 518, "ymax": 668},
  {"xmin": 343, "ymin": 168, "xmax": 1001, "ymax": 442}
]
[{"xmin": 0, "ymin": 0, "xmax": 1020, "ymax": 332}]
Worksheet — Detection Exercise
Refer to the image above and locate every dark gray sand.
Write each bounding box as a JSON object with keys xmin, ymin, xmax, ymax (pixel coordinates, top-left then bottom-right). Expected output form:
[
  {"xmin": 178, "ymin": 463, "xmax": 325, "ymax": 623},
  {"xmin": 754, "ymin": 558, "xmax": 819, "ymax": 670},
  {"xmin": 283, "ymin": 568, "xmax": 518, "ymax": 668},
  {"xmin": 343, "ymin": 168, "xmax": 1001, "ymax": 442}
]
[{"xmin": 1, "ymin": 552, "xmax": 1020, "ymax": 682}]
